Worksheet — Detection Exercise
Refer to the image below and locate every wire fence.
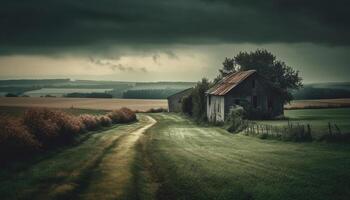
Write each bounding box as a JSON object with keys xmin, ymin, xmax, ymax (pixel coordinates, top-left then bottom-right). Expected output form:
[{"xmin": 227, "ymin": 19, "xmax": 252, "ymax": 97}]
[{"xmin": 242, "ymin": 120, "xmax": 345, "ymax": 142}]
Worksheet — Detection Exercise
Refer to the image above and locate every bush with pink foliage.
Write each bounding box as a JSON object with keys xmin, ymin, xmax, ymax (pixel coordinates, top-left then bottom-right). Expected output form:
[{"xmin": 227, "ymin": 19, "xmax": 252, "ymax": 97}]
[
  {"xmin": 108, "ymin": 107, "xmax": 137, "ymax": 123},
  {"xmin": 0, "ymin": 116, "xmax": 40, "ymax": 161},
  {"xmin": 1, "ymin": 107, "xmax": 137, "ymax": 162},
  {"xmin": 98, "ymin": 115, "xmax": 113, "ymax": 127},
  {"xmin": 79, "ymin": 114, "xmax": 100, "ymax": 131}
]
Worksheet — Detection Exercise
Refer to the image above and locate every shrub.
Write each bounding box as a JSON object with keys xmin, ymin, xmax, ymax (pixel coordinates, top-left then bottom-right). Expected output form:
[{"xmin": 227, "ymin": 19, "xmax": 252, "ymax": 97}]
[
  {"xmin": 23, "ymin": 108, "xmax": 61, "ymax": 146},
  {"xmin": 98, "ymin": 115, "xmax": 112, "ymax": 127},
  {"xmin": 108, "ymin": 108, "xmax": 137, "ymax": 123},
  {"xmin": 79, "ymin": 114, "xmax": 100, "ymax": 131},
  {"xmin": 191, "ymin": 78, "xmax": 211, "ymax": 122},
  {"xmin": 226, "ymin": 105, "xmax": 245, "ymax": 133},
  {"xmin": 57, "ymin": 113, "xmax": 85, "ymax": 134},
  {"xmin": 23, "ymin": 108, "xmax": 84, "ymax": 147},
  {"xmin": 1, "ymin": 107, "xmax": 137, "ymax": 163},
  {"xmin": 0, "ymin": 116, "xmax": 40, "ymax": 161}
]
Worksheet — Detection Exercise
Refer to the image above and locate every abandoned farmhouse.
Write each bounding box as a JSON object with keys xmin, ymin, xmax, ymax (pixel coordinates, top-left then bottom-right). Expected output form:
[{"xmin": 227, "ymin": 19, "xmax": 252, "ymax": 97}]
[
  {"xmin": 206, "ymin": 70, "xmax": 283, "ymax": 122},
  {"xmin": 167, "ymin": 70, "xmax": 284, "ymax": 122}
]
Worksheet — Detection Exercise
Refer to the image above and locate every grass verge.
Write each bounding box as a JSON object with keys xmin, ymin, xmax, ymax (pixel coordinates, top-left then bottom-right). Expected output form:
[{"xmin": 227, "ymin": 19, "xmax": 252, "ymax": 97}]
[{"xmin": 144, "ymin": 113, "xmax": 350, "ymax": 200}]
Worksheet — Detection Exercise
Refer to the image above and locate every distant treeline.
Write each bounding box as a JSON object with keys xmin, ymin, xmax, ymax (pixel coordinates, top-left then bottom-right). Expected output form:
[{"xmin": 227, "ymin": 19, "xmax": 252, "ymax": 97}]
[
  {"xmin": 65, "ymin": 92, "xmax": 113, "ymax": 98},
  {"xmin": 0, "ymin": 79, "xmax": 70, "ymax": 86},
  {"xmin": 123, "ymin": 89, "xmax": 184, "ymax": 99},
  {"xmin": 0, "ymin": 86, "xmax": 40, "ymax": 95},
  {"xmin": 293, "ymin": 86, "xmax": 350, "ymax": 100}
]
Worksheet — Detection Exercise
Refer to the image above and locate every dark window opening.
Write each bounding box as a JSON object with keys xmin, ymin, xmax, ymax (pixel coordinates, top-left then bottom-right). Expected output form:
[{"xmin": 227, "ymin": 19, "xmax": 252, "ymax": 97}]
[
  {"xmin": 268, "ymin": 97, "xmax": 273, "ymax": 110},
  {"xmin": 252, "ymin": 96, "xmax": 258, "ymax": 108},
  {"xmin": 235, "ymin": 99, "xmax": 240, "ymax": 105},
  {"xmin": 252, "ymin": 79, "xmax": 256, "ymax": 88},
  {"xmin": 208, "ymin": 96, "xmax": 211, "ymax": 105}
]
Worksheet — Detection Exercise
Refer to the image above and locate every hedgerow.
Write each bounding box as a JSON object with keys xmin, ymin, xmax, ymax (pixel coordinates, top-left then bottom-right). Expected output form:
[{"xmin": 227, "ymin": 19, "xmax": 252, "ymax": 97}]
[{"xmin": 0, "ymin": 107, "xmax": 137, "ymax": 163}]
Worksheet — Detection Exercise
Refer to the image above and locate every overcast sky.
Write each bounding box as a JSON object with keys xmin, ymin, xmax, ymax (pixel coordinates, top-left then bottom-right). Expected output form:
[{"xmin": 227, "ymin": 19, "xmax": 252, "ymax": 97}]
[{"xmin": 0, "ymin": 0, "xmax": 349, "ymax": 83}]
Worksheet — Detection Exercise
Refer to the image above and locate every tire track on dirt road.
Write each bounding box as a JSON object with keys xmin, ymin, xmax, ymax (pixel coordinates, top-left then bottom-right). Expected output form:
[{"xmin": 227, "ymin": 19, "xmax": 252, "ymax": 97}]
[{"xmin": 77, "ymin": 115, "xmax": 157, "ymax": 200}]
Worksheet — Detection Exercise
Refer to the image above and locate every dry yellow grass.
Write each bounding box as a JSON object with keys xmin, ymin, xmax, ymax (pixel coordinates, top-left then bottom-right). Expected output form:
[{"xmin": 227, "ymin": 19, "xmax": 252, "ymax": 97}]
[
  {"xmin": 285, "ymin": 98, "xmax": 350, "ymax": 109},
  {"xmin": 0, "ymin": 97, "xmax": 168, "ymax": 112}
]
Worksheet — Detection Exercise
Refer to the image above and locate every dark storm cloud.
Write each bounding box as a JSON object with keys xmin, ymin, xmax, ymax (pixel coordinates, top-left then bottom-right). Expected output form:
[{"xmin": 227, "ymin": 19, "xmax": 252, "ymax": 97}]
[
  {"xmin": 89, "ymin": 57, "xmax": 148, "ymax": 72},
  {"xmin": 0, "ymin": 0, "xmax": 349, "ymax": 54}
]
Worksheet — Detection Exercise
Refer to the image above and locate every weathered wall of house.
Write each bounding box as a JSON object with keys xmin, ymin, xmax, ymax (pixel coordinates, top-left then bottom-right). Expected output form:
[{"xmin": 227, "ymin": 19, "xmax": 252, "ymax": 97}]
[
  {"xmin": 224, "ymin": 74, "xmax": 284, "ymax": 118},
  {"xmin": 207, "ymin": 95, "xmax": 225, "ymax": 122},
  {"xmin": 168, "ymin": 89, "xmax": 192, "ymax": 112}
]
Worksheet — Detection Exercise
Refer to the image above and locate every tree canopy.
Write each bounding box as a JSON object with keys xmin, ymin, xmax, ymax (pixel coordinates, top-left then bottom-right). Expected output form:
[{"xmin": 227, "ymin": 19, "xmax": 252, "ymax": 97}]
[
  {"xmin": 182, "ymin": 78, "xmax": 211, "ymax": 122},
  {"xmin": 217, "ymin": 49, "xmax": 302, "ymax": 103}
]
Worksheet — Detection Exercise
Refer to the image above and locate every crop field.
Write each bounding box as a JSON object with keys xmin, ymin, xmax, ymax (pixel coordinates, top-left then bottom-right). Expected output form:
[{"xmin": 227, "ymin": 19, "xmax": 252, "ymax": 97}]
[
  {"xmin": 286, "ymin": 98, "xmax": 350, "ymax": 109},
  {"xmin": 0, "ymin": 97, "xmax": 168, "ymax": 112},
  {"xmin": 143, "ymin": 113, "xmax": 350, "ymax": 200}
]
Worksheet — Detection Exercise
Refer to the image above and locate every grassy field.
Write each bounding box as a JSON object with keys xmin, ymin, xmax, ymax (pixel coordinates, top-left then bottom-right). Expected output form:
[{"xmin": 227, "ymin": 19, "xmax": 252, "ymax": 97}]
[
  {"xmin": 1, "ymin": 109, "xmax": 349, "ymax": 200},
  {"xmin": 143, "ymin": 113, "xmax": 350, "ymax": 200},
  {"xmin": 0, "ymin": 97, "xmax": 168, "ymax": 112},
  {"xmin": 285, "ymin": 98, "xmax": 350, "ymax": 109},
  {"xmin": 0, "ymin": 114, "xmax": 155, "ymax": 200},
  {"xmin": 256, "ymin": 108, "xmax": 350, "ymax": 138}
]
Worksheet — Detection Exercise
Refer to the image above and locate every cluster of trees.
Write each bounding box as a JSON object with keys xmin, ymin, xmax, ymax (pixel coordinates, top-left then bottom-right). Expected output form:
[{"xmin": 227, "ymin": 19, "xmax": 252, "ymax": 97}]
[
  {"xmin": 123, "ymin": 89, "xmax": 185, "ymax": 99},
  {"xmin": 65, "ymin": 92, "xmax": 113, "ymax": 98},
  {"xmin": 215, "ymin": 49, "xmax": 302, "ymax": 103},
  {"xmin": 181, "ymin": 49, "xmax": 302, "ymax": 122},
  {"xmin": 182, "ymin": 79, "xmax": 211, "ymax": 121}
]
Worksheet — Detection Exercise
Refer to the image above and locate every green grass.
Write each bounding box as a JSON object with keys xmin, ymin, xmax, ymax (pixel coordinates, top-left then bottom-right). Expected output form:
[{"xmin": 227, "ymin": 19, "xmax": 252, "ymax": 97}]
[
  {"xmin": 144, "ymin": 113, "xmax": 350, "ymax": 200},
  {"xmin": 0, "ymin": 115, "xmax": 150, "ymax": 200},
  {"xmin": 0, "ymin": 106, "xmax": 108, "ymax": 117},
  {"xmin": 255, "ymin": 108, "xmax": 350, "ymax": 137}
]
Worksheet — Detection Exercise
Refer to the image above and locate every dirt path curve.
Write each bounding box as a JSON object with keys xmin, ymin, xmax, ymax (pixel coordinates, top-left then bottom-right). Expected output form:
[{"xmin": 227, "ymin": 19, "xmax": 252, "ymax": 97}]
[{"xmin": 79, "ymin": 115, "xmax": 156, "ymax": 200}]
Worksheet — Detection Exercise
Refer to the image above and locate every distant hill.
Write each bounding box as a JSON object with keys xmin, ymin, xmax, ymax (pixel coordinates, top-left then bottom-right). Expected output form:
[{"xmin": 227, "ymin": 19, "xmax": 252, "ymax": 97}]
[
  {"xmin": 3, "ymin": 79, "xmax": 348, "ymax": 100},
  {"xmin": 0, "ymin": 79, "xmax": 70, "ymax": 86},
  {"xmin": 0, "ymin": 79, "xmax": 196, "ymax": 99},
  {"xmin": 292, "ymin": 82, "xmax": 350, "ymax": 100}
]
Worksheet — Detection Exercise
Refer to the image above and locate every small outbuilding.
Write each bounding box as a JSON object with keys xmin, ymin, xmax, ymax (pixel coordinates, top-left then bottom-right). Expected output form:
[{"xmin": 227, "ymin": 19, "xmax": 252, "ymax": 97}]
[
  {"xmin": 167, "ymin": 88, "xmax": 193, "ymax": 112},
  {"xmin": 206, "ymin": 70, "xmax": 284, "ymax": 122}
]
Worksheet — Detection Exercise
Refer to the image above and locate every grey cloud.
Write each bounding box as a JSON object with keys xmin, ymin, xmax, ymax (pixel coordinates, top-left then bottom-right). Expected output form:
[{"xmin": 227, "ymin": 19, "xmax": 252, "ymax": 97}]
[
  {"xmin": 89, "ymin": 57, "xmax": 148, "ymax": 72},
  {"xmin": 0, "ymin": 0, "xmax": 349, "ymax": 55}
]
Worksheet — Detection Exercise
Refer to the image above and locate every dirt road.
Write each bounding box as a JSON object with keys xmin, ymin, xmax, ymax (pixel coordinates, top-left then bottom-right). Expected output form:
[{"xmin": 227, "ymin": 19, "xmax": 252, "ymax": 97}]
[{"xmin": 0, "ymin": 114, "xmax": 156, "ymax": 200}]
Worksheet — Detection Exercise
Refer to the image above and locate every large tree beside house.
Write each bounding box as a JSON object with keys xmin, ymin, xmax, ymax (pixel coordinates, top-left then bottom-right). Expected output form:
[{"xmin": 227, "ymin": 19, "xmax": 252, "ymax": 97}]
[{"xmin": 216, "ymin": 49, "xmax": 302, "ymax": 103}]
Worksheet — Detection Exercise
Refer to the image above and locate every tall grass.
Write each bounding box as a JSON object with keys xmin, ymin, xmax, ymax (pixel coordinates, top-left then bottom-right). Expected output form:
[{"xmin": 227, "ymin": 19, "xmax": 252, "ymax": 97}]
[{"xmin": 0, "ymin": 107, "xmax": 136, "ymax": 163}]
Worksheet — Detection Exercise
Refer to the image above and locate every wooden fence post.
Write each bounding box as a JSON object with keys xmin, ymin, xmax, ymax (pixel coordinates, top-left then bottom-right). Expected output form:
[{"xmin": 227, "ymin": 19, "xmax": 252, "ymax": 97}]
[
  {"xmin": 328, "ymin": 122, "xmax": 332, "ymax": 135},
  {"xmin": 334, "ymin": 124, "xmax": 341, "ymax": 135}
]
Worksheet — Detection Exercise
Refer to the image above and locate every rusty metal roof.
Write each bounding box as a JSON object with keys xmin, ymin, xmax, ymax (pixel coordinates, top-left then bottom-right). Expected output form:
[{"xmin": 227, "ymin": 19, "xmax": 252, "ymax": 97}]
[{"xmin": 207, "ymin": 70, "xmax": 256, "ymax": 96}]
